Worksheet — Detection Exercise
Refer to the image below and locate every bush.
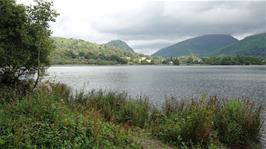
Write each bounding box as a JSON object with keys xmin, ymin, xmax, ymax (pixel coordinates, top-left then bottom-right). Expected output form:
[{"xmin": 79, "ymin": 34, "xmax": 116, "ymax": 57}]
[
  {"xmin": 150, "ymin": 97, "xmax": 263, "ymax": 148},
  {"xmin": 0, "ymin": 80, "xmax": 34, "ymax": 103},
  {"xmin": 214, "ymin": 99, "xmax": 263, "ymax": 146},
  {"xmin": 116, "ymin": 99, "xmax": 149, "ymax": 127},
  {"xmin": 0, "ymin": 84, "xmax": 141, "ymax": 148},
  {"xmin": 150, "ymin": 98, "xmax": 216, "ymax": 147}
]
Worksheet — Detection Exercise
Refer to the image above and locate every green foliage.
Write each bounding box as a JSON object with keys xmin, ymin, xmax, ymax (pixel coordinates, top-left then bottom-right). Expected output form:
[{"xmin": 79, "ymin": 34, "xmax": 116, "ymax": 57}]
[
  {"xmin": 50, "ymin": 37, "xmax": 141, "ymax": 65},
  {"xmin": 0, "ymin": 0, "xmax": 58, "ymax": 86},
  {"xmin": 0, "ymin": 80, "xmax": 34, "ymax": 103},
  {"xmin": 105, "ymin": 40, "xmax": 135, "ymax": 53},
  {"xmin": 149, "ymin": 97, "xmax": 263, "ymax": 148},
  {"xmin": 0, "ymin": 83, "xmax": 141, "ymax": 148},
  {"xmin": 173, "ymin": 58, "xmax": 180, "ymax": 65},
  {"xmin": 150, "ymin": 98, "xmax": 216, "ymax": 147},
  {"xmin": 202, "ymin": 56, "xmax": 265, "ymax": 65},
  {"xmin": 51, "ymin": 35, "xmax": 265, "ymax": 65},
  {"xmin": 0, "ymin": 82, "xmax": 263, "ymax": 148},
  {"xmin": 72, "ymin": 90, "xmax": 150, "ymax": 128},
  {"xmin": 214, "ymin": 99, "xmax": 263, "ymax": 146},
  {"xmin": 217, "ymin": 33, "xmax": 266, "ymax": 57},
  {"xmin": 173, "ymin": 55, "xmax": 264, "ymax": 65}
]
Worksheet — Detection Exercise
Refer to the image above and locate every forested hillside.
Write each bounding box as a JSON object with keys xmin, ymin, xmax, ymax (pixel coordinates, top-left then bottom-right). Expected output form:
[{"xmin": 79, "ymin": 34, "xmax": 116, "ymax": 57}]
[
  {"xmin": 50, "ymin": 37, "xmax": 140, "ymax": 64},
  {"xmin": 105, "ymin": 40, "xmax": 134, "ymax": 53},
  {"xmin": 217, "ymin": 33, "xmax": 266, "ymax": 57}
]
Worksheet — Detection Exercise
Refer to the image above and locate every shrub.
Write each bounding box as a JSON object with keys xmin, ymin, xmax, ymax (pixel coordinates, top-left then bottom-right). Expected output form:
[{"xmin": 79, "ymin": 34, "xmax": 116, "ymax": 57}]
[
  {"xmin": 150, "ymin": 97, "xmax": 263, "ymax": 148},
  {"xmin": 151, "ymin": 98, "xmax": 215, "ymax": 147},
  {"xmin": 116, "ymin": 99, "xmax": 149, "ymax": 127},
  {"xmin": 0, "ymin": 80, "xmax": 34, "ymax": 103},
  {"xmin": 0, "ymin": 85, "xmax": 141, "ymax": 148},
  {"xmin": 214, "ymin": 99, "xmax": 263, "ymax": 146}
]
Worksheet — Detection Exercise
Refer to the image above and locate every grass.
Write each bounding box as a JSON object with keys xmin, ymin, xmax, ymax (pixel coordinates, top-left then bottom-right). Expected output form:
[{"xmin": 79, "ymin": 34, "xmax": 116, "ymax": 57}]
[
  {"xmin": 0, "ymin": 82, "xmax": 264, "ymax": 149},
  {"xmin": 0, "ymin": 83, "xmax": 142, "ymax": 149},
  {"xmin": 150, "ymin": 96, "xmax": 263, "ymax": 148},
  {"xmin": 70, "ymin": 90, "xmax": 150, "ymax": 128}
]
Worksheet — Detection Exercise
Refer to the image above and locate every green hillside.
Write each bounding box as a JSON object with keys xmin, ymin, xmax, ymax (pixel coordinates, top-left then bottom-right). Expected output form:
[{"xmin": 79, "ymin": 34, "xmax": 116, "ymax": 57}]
[
  {"xmin": 217, "ymin": 33, "xmax": 266, "ymax": 57},
  {"xmin": 50, "ymin": 37, "xmax": 139, "ymax": 65},
  {"xmin": 105, "ymin": 40, "xmax": 134, "ymax": 53},
  {"xmin": 153, "ymin": 34, "xmax": 238, "ymax": 57}
]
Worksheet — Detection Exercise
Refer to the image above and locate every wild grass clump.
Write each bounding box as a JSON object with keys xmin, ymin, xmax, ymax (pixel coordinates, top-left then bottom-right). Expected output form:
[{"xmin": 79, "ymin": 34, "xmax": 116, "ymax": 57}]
[
  {"xmin": 214, "ymin": 99, "xmax": 263, "ymax": 147},
  {"xmin": 70, "ymin": 90, "xmax": 150, "ymax": 128},
  {"xmin": 150, "ymin": 96, "xmax": 263, "ymax": 148},
  {"xmin": 0, "ymin": 83, "xmax": 141, "ymax": 148}
]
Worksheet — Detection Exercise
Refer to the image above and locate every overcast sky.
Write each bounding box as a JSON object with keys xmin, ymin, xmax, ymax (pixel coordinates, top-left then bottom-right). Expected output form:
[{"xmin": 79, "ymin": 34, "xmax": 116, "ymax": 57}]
[{"xmin": 17, "ymin": 0, "xmax": 266, "ymax": 55}]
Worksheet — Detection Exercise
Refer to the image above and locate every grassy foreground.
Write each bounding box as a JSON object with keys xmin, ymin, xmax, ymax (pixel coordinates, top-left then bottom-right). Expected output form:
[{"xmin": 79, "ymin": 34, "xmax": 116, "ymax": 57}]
[{"xmin": 0, "ymin": 82, "xmax": 264, "ymax": 149}]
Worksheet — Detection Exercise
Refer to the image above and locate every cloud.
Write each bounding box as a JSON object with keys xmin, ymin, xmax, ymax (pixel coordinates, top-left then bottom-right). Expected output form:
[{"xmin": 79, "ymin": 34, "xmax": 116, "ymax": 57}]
[
  {"xmin": 94, "ymin": 1, "xmax": 265, "ymax": 37},
  {"xmin": 17, "ymin": 0, "xmax": 266, "ymax": 55}
]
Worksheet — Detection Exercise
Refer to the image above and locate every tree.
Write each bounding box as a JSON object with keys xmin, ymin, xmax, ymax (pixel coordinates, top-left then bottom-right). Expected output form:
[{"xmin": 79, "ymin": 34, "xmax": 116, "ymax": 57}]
[
  {"xmin": 186, "ymin": 56, "xmax": 194, "ymax": 64},
  {"xmin": 0, "ymin": 0, "xmax": 58, "ymax": 87},
  {"xmin": 173, "ymin": 58, "xmax": 180, "ymax": 65}
]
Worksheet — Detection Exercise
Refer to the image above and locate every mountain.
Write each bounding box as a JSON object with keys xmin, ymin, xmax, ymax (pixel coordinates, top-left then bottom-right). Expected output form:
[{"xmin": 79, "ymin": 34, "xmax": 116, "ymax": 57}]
[
  {"xmin": 153, "ymin": 34, "xmax": 238, "ymax": 57},
  {"xmin": 216, "ymin": 33, "xmax": 266, "ymax": 57},
  {"xmin": 50, "ymin": 37, "xmax": 139, "ymax": 64},
  {"xmin": 105, "ymin": 40, "xmax": 134, "ymax": 53}
]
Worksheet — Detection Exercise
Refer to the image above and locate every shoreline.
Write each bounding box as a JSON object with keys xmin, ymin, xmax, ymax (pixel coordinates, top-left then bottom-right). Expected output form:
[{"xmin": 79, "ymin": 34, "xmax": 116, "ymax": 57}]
[{"xmin": 49, "ymin": 64, "xmax": 266, "ymax": 67}]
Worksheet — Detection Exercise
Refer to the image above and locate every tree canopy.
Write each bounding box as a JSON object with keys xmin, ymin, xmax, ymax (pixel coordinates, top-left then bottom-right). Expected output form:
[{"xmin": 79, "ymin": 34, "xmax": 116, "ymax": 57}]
[{"xmin": 0, "ymin": 0, "xmax": 58, "ymax": 86}]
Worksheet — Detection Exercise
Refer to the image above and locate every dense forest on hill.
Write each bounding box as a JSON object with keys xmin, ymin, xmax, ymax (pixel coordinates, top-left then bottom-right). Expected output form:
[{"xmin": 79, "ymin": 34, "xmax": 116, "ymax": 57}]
[
  {"xmin": 104, "ymin": 40, "xmax": 135, "ymax": 53},
  {"xmin": 217, "ymin": 33, "xmax": 266, "ymax": 57},
  {"xmin": 50, "ymin": 37, "xmax": 144, "ymax": 65}
]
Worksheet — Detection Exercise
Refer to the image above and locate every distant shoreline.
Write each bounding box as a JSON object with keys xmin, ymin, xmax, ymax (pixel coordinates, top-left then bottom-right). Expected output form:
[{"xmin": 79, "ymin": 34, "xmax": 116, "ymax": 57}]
[{"xmin": 49, "ymin": 64, "xmax": 266, "ymax": 67}]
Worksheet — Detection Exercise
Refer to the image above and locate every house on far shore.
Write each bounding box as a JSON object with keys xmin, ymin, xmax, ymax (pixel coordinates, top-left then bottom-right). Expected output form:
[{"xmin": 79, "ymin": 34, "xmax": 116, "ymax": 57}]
[
  {"xmin": 168, "ymin": 61, "xmax": 173, "ymax": 65},
  {"xmin": 138, "ymin": 57, "xmax": 152, "ymax": 64}
]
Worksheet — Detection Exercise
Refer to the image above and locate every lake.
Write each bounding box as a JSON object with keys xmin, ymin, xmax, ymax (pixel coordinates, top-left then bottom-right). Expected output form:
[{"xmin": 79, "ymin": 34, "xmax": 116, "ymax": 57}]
[{"xmin": 47, "ymin": 65, "xmax": 266, "ymax": 106}]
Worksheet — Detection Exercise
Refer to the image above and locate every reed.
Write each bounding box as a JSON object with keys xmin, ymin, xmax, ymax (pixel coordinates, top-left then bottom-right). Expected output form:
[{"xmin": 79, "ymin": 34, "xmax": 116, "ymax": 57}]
[{"xmin": 150, "ymin": 96, "xmax": 264, "ymax": 148}]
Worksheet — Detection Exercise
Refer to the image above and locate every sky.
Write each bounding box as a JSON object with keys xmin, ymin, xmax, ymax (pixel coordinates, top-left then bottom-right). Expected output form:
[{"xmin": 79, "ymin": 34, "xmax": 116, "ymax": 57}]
[{"xmin": 17, "ymin": 0, "xmax": 266, "ymax": 55}]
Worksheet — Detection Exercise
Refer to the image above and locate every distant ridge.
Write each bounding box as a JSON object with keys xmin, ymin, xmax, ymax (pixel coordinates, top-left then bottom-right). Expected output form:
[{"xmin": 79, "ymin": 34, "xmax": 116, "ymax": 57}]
[
  {"xmin": 216, "ymin": 33, "xmax": 266, "ymax": 57},
  {"xmin": 153, "ymin": 34, "xmax": 238, "ymax": 57},
  {"xmin": 105, "ymin": 40, "xmax": 134, "ymax": 53}
]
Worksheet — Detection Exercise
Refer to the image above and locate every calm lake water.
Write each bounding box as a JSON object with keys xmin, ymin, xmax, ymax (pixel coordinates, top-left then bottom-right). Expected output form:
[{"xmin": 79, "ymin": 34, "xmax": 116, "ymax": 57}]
[{"xmin": 47, "ymin": 65, "xmax": 266, "ymax": 105}]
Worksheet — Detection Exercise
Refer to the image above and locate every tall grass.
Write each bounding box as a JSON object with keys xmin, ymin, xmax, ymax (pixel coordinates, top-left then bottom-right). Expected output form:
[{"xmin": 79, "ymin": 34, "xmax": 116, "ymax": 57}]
[
  {"xmin": 69, "ymin": 90, "xmax": 150, "ymax": 128},
  {"xmin": 150, "ymin": 96, "xmax": 264, "ymax": 148}
]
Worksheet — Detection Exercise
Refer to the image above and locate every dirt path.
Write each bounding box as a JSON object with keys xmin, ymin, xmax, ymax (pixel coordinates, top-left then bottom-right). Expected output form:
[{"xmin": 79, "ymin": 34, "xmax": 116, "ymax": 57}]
[{"xmin": 141, "ymin": 138, "xmax": 173, "ymax": 149}]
